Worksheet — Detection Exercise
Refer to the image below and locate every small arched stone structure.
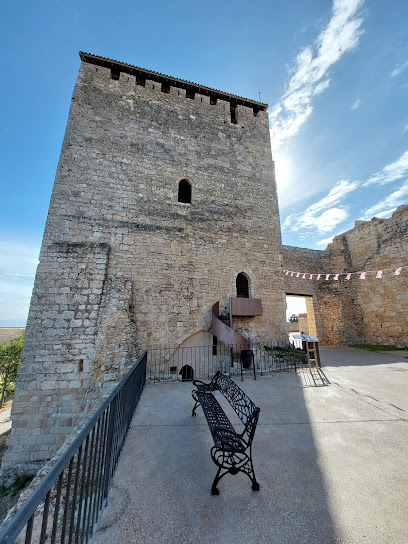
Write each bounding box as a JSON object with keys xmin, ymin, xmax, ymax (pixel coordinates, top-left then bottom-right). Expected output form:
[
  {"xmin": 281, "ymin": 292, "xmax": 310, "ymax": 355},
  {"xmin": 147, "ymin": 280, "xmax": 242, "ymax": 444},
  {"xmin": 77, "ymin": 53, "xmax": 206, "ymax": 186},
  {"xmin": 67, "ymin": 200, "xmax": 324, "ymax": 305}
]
[{"xmin": 180, "ymin": 365, "xmax": 194, "ymax": 381}]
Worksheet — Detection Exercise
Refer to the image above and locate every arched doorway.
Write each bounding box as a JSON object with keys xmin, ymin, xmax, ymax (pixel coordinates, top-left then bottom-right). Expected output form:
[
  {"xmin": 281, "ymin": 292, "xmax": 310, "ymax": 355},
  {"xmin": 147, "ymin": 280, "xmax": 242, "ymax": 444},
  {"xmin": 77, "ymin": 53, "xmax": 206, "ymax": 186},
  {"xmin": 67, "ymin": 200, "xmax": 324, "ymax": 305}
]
[
  {"xmin": 178, "ymin": 179, "xmax": 192, "ymax": 203},
  {"xmin": 180, "ymin": 365, "xmax": 194, "ymax": 381},
  {"xmin": 236, "ymin": 273, "xmax": 249, "ymax": 298}
]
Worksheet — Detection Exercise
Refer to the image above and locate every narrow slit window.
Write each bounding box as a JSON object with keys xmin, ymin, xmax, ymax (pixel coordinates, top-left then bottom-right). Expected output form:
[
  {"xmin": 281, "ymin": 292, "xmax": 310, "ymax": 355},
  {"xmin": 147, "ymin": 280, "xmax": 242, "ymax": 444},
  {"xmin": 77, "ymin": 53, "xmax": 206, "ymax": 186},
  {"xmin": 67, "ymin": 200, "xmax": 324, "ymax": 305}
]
[
  {"xmin": 230, "ymin": 104, "xmax": 237, "ymax": 124},
  {"xmin": 178, "ymin": 179, "xmax": 192, "ymax": 204},
  {"xmin": 236, "ymin": 273, "xmax": 249, "ymax": 298}
]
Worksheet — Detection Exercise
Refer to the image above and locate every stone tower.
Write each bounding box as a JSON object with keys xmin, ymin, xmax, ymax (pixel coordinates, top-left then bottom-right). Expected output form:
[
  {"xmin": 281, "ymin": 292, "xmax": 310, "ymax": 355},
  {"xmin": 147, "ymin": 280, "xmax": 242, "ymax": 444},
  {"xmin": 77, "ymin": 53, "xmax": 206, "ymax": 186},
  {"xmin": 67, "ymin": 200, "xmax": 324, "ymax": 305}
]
[{"xmin": 2, "ymin": 53, "xmax": 287, "ymax": 472}]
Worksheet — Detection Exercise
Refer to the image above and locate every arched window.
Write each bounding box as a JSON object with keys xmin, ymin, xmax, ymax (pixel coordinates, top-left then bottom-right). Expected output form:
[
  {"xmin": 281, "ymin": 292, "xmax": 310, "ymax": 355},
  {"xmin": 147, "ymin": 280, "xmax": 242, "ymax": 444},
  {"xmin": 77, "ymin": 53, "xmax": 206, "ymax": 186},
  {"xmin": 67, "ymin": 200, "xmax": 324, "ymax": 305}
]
[
  {"xmin": 178, "ymin": 179, "xmax": 191, "ymax": 204},
  {"xmin": 236, "ymin": 273, "xmax": 249, "ymax": 298}
]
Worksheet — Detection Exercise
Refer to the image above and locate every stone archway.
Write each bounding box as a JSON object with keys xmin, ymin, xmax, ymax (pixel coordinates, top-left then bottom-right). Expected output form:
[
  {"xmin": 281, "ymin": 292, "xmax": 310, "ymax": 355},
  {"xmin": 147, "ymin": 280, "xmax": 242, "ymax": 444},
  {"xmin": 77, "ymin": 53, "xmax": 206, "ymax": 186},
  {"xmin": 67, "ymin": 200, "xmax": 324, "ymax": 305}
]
[{"xmin": 180, "ymin": 365, "xmax": 194, "ymax": 381}]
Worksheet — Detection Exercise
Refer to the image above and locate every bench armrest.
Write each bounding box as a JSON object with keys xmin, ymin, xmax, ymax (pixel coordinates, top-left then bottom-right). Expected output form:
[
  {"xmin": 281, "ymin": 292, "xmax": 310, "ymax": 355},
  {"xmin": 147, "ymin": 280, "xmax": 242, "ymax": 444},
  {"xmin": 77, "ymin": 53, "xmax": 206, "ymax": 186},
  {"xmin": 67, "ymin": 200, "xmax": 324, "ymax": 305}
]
[
  {"xmin": 193, "ymin": 379, "xmax": 207, "ymax": 386},
  {"xmin": 213, "ymin": 427, "xmax": 244, "ymax": 451},
  {"xmin": 193, "ymin": 379, "xmax": 216, "ymax": 392}
]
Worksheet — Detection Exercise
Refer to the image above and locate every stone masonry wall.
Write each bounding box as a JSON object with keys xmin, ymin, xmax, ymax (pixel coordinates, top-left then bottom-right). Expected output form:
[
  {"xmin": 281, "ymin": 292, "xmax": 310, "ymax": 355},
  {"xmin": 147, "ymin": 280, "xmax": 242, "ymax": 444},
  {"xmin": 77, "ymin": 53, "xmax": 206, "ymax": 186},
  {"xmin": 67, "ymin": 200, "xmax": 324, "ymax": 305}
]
[
  {"xmin": 327, "ymin": 206, "xmax": 408, "ymax": 345},
  {"xmin": 3, "ymin": 58, "xmax": 287, "ymax": 470},
  {"xmin": 40, "ymin": 61, "xmax": 287, "ymax": 349},
  {"xmin": 283, "ymin": 206, "xmax": 408, "ymax": 346},
  {"xmin": 3, "ymin": 243, "xmax": 109, "ymax": 470},
  {"xmin": 3, "ymin": 242, "xmax": 140, "ymax": 471}
]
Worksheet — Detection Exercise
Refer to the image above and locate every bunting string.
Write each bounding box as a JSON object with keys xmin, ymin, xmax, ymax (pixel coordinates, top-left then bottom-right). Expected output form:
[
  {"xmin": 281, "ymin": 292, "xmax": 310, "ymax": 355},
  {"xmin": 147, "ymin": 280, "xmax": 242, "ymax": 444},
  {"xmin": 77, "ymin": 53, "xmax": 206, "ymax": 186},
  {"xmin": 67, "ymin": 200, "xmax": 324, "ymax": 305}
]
[{"xmin": 283, "ymin": 265, "xmax": 407, "ymax": 280}]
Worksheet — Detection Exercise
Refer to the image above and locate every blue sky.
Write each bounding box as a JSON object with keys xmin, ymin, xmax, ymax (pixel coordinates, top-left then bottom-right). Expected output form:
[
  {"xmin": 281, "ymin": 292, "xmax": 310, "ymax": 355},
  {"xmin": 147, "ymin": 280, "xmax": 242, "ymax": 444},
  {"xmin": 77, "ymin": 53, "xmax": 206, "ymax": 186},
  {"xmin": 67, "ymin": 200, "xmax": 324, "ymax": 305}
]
[{"xmin": 1, "ymin": 0, "xmax": 407, "ymax": 326}]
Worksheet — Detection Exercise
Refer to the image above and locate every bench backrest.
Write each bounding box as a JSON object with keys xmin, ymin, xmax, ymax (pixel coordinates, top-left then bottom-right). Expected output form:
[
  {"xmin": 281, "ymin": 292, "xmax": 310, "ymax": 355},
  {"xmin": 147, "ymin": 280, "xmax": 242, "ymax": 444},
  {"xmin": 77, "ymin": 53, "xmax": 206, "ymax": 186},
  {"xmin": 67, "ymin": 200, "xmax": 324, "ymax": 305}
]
[{"xmin": 215, "ymin": 373, "xmax": 260, "ymax": 445}]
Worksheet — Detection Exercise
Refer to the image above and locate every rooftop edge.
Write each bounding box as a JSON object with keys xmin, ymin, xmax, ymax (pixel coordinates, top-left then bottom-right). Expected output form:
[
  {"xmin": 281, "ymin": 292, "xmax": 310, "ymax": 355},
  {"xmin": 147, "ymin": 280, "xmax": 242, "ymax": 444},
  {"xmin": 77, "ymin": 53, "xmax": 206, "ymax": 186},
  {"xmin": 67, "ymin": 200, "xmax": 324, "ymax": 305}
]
[{"xmin": 79, "ymin": 52, "xmax": 268, "ymax": 111}]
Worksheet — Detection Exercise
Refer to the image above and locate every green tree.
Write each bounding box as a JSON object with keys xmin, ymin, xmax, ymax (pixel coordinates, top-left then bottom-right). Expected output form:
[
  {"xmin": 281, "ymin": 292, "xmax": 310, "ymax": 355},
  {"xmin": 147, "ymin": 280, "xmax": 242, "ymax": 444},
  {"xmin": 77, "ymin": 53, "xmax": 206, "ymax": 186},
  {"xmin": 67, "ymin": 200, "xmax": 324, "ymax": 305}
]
[
  {"xmin": 289, "ymin": 314, "xmax": 299, "ymax": 323},
  {"xmin": 0, "ymin": 332, "xmax": 24, "ymax": 408}
]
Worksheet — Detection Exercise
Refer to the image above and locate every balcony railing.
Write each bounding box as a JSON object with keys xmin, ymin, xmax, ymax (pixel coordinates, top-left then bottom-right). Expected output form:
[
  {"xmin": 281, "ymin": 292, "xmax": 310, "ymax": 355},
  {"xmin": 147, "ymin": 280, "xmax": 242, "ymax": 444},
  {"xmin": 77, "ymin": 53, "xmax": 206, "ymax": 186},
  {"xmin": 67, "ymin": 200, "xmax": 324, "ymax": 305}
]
[
  {"xmin": 0, "ymin": 351, "xmax": 147, "ymax": 544},
  {"xmin": 230, "ymin": 297, "xmax": 262, "ymax": 317},
  {"xmin": 147, "ymin": 341, "xmax": 306, "ymax": 383}
]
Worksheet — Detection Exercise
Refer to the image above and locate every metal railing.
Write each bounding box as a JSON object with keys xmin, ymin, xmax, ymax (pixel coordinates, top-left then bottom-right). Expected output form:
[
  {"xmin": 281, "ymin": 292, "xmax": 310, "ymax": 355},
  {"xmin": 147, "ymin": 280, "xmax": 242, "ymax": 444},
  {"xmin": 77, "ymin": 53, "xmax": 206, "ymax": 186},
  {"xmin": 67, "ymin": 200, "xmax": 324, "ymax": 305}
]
[
  {"xmin": 147, "ymin": 341, "xmax": 307, "ymax": 382},
  {"xmin": 0, "ymin": 351, "xmax": 147, "ymax": 544}
]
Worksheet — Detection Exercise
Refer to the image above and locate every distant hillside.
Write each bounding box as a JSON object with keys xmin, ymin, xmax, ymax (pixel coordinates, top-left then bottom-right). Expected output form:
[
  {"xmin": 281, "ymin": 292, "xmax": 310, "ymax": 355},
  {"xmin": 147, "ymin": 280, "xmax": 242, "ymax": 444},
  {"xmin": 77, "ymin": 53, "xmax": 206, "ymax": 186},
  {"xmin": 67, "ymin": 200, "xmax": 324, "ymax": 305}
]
[{"xmin": 0, "ymin": 328, "xmax": 25, "ymax": 345}]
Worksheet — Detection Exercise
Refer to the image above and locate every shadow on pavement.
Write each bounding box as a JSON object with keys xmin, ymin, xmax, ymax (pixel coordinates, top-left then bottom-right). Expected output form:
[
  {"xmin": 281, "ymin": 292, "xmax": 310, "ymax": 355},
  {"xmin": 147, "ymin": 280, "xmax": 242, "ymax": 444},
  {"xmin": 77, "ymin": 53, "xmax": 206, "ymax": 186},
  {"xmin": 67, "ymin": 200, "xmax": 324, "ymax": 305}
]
[{"xmin": 94, "ymin": 371, "xmax": 338, "ymax": 544}]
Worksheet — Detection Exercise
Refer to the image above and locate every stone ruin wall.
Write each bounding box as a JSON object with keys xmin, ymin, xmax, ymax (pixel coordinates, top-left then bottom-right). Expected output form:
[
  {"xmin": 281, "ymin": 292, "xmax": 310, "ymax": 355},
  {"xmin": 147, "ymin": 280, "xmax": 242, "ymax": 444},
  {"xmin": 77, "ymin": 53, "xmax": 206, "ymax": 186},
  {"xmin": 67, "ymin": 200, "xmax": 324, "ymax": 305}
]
[
  {"xmin": 297, "ymin": 314, "xmax": 309, "ymax": 334},
  {"xmin": 283, "ymin": 205, "xmax": 408, "ymax": 346},
  {"xmin": 3, "ymin": 57, "xmax": 287, "ymax": 471},
  {"xmin": 328, "ymin": 206, "xmax": 408, "ymax": 345}
]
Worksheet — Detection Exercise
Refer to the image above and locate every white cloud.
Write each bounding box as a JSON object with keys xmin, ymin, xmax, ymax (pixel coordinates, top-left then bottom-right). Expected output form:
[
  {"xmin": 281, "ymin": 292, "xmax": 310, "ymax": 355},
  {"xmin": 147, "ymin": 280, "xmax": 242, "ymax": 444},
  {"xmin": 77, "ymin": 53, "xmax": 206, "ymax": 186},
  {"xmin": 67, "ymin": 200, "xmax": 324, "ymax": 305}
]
[
  {"xmin": 270, "ymin": 0, "xmax": 365, "ymax": 150},
  {"xmin": 311, "ymin": 207, "xmax": 349, "ymax": 232},
  {"xmin": 360, "ymin": 180, "xmax": 408, "ymax": 220},
  {"xmin": 390, "ymin": 60, "xmax": 408, "ymax": 77},
  {"xmin": 316, "ymin": 234, "xmax": 338, "ymax": 246},
  {"xmin": 281, "ymin": 213, "xmax": 295, "ymax": 230},
  {"xmin": 303, "ymin": 179, "xmax": 359, "ymax": 214},
  {"xmin": 282, "ymin": 179, "xmax": 358, "ymax": 233},
  {"xmin": 282, "ymin": 149, "xmax": 408, "ymax": 242},
  {"xmin": 363, "ymin": 149, "xmax": 408, "ymax": 186},
  {"xmin": 351, "ymin": 99, "xmax": 361, "ymax": 109},
  {"xmin": 403, "ymin": 123, "xmax": 408, "ymax": 135},
  {"xmin": 5, "ymin": 273, "xmax": 35, "ymax": 278}
]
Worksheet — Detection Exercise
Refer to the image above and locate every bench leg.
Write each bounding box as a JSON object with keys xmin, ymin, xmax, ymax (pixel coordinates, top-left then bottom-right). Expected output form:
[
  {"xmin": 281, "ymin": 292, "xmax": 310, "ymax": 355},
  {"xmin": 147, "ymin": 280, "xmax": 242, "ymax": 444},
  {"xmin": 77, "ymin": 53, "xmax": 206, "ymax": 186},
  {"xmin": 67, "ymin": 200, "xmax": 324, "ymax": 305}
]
[
  {"xmin": 211, "ymin": 466, "xmax": 230, "ymax": 495},
  {"xmin": 210, "ymin": 448, "xmax": 260, "ymax": 494},
  {"xmin": 211, "ymin": 467, "xmax": 222, "ymax": 495},
  {"xmin": 242, "ymin": 448, "xmax": 260, "ymax": 491},
  {"xmin": 192, "ymin": 400, "xmax": 199, "ymax": 416}
]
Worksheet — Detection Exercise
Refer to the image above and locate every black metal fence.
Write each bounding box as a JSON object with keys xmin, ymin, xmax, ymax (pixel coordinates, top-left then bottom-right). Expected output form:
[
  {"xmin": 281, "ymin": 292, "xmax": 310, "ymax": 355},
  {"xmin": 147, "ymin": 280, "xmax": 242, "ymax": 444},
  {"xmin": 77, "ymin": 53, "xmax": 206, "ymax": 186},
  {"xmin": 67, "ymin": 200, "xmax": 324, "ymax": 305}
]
[
  {"xmin": 0, "ymin": 351, "xmax": 147, "ymax": 544},
  {"xmin": 147, "ymin": 341, "xmax": 307, "ymax": 382}
]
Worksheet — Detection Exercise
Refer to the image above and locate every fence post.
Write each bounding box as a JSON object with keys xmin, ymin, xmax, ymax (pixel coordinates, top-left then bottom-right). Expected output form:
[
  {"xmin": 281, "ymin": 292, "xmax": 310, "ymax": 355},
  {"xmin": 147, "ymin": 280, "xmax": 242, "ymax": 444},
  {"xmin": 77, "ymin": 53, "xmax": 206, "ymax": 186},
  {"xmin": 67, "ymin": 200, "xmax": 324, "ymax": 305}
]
[{"xmin": 103, "ymin": 397, "xmax": 117, "ymax": 504}]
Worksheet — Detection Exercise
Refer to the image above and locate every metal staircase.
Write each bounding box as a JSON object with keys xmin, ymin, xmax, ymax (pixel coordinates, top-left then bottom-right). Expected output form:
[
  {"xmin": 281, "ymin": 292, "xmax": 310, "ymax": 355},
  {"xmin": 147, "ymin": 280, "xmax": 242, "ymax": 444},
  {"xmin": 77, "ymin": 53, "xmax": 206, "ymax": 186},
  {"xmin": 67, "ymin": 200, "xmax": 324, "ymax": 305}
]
[{"xmin": 212, "ymin": 301, "xmax": 250, "ymax": 358}]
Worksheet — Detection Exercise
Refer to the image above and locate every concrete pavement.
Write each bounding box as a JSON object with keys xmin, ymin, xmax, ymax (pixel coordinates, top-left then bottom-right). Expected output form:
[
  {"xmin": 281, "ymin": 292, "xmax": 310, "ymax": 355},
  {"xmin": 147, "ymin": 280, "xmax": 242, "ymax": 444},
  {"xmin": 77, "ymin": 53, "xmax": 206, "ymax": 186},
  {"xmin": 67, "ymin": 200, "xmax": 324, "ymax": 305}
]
[
  {"xmin": 94, "ymin": 347, "xmax": 408, "ymax": 544},
  {"xmin": 0, "ymin": 405, "xmax": 12, "ymax": 436}
]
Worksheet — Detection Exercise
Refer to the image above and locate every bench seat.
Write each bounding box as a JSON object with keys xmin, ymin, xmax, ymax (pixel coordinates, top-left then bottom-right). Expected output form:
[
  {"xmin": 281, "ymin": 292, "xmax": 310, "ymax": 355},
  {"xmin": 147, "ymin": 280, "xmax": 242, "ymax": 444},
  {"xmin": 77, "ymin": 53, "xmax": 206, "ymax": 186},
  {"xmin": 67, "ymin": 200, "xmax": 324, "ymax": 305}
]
[
  {"xmin": 195, "ymin": 391, "xmax": 245, "ymax": 452},
  {"xmin": 192, "ymin": 372, "xmax": 260, "ymax": 494}
]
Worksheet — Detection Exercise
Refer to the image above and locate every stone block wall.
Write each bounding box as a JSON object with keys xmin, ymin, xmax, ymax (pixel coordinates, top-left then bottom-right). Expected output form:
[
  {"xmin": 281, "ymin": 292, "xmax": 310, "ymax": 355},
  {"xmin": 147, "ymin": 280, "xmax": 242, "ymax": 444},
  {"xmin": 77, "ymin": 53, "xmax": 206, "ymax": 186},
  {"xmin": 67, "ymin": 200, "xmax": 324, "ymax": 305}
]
[
  {"xmin": 298, "ymin": 314, "xmax": 309, "ymax": 334},
  {"xmin": 327, "ymin": 206, "xmax": 408, "ymax": 345},
  {"xmin": 3, "ymin": 242, "xmax": 139, "ymax": 471},
  {"xmin": 3, "ymin": 55, "xmax": 287, "ymax": 470},
  {"xmin": 40, "ymin": 59, "xmax": 287, "ymax": 349},
  {"xmin": 283, "ymin": 206, "xmax": 408, "ymax": 346}
]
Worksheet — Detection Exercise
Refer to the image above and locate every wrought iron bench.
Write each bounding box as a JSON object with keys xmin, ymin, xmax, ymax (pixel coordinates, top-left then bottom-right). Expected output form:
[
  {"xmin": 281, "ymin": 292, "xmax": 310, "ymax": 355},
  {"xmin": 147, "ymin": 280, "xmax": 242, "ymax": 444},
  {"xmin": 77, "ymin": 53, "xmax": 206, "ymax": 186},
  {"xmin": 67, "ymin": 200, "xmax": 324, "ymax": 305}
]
[{"xmin": 191, "ymin": 372, "xmax": 260, "ymax": 495}]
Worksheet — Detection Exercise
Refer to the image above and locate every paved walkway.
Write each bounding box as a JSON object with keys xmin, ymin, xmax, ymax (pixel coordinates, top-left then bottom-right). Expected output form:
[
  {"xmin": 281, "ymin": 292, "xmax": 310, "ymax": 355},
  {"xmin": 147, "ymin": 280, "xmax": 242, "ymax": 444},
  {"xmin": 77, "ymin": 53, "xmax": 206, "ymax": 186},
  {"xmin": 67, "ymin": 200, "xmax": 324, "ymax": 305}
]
[
  {"xmin": 0, "ymin": 405, "xmax": 12, "ymax": 436},
  {"xmin": 94, "ymin": 347, "xmax": 408, "ymax": 544}
]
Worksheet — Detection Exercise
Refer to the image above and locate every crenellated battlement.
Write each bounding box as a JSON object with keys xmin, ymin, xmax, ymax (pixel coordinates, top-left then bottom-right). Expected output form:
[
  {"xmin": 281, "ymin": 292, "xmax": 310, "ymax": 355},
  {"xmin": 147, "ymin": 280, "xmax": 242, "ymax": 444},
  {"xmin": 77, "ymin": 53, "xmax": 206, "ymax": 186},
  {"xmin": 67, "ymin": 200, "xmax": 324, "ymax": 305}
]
[{"xmin": 78, "ymin": 52, "xmax": 268, "ymax": 128}]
